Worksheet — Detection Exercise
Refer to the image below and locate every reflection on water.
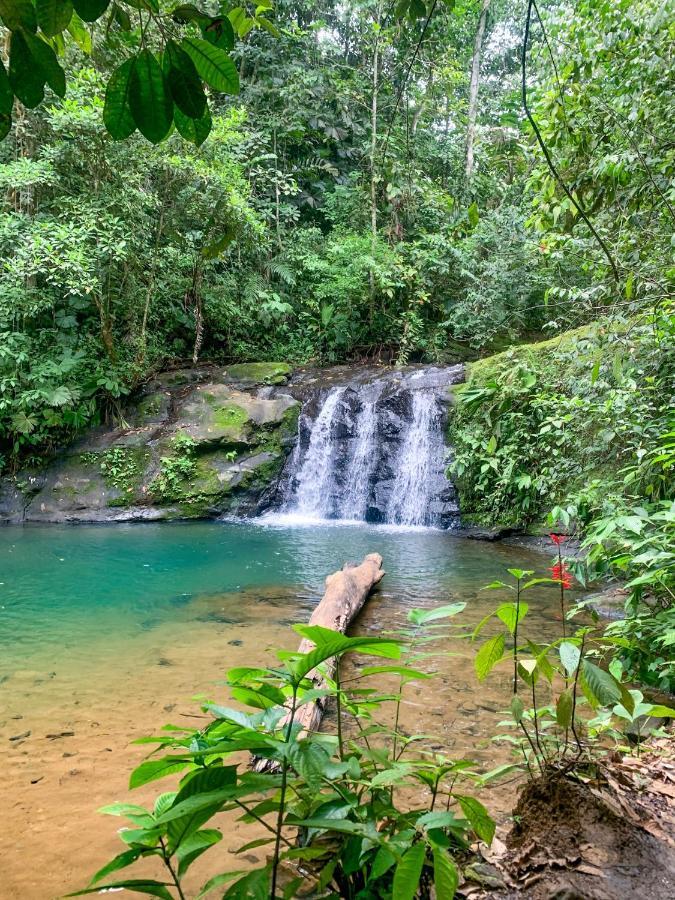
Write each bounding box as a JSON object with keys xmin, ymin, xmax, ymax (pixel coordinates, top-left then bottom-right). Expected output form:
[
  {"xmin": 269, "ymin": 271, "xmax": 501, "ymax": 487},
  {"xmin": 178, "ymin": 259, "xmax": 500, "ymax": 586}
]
[{"xmin": 1, "ymin": 521, "xmax": 574, "ymax": 899}]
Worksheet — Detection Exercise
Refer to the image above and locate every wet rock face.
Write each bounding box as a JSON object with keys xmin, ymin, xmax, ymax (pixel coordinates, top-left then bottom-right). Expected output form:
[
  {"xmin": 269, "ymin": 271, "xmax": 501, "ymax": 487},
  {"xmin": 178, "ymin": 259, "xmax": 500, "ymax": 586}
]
[
  {"xmin": 271, "ymin": 364, "xmax": 464, "ymax": 528},
  {"xmin": 1, "ymin": 363, "xmax": 300, "ymax": 524},
  {"xmin": 0, "ymin": 361, "xmax": 465, "ymax": 526}
]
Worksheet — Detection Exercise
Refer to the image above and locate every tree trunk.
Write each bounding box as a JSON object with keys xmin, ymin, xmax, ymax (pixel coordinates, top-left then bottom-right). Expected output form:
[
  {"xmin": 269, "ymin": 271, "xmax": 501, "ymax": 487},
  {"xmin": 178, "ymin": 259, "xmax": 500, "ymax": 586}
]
[
  {"xmin": 253, "ymin": 553, "xmax": 385, "ymax": 771},
  {"xmin": 369, "ymin": 3, "xmax": 382, "ymax": 316},
  {"xmin": 465, "ymin": 0, "xmax": 491, "ymax": 183}
]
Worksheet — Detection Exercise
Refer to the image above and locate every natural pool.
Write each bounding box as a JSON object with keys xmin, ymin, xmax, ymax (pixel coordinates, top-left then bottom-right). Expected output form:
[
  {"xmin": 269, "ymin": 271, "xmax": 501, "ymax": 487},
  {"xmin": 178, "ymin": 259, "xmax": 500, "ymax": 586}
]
[{"xmin": 1, "ymin": 521, "xmax": 575, "ymax": 899}]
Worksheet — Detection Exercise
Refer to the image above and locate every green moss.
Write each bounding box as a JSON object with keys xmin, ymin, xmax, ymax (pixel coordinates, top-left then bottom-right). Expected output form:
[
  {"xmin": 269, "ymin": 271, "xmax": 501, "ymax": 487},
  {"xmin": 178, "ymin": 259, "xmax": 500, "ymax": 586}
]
[
  {"xmin": 224, "ymin": 362, "xmax": 292, "ymax": 385},
  {"xmin": 211, "ymin": 403, "xmax": 250, "ymax": 431}
]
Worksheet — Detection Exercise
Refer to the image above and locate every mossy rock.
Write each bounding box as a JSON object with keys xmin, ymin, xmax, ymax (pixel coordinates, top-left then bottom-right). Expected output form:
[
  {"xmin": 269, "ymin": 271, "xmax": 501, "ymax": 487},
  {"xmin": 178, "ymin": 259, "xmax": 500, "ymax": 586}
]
[
  {"xmin": 176, "ymin": 384, "xmax": 298, "ymax": 449},
  {"xmin": 222, "ymin": 362, "xmax": 292, "ymax": 385}
]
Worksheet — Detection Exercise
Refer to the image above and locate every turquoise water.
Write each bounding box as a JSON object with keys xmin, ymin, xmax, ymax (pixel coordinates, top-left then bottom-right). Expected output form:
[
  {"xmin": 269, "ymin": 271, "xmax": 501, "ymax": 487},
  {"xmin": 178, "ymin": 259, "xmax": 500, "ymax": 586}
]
[
  {"xmin": 2, "ymin": 521, "xmax": 569, "ymax": 899},
  {"xmin": 0, "ymin": 520, "xmax": 556, "ymax": 670}
]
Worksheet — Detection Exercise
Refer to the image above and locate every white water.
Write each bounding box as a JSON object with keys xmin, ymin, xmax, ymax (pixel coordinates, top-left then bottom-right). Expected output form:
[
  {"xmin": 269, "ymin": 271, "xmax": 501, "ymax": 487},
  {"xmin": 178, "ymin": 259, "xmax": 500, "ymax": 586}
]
[
  {"xmin": 336, "ymin": 381, "xmax": 383, "ymax": 520},
  {"xmin": 279, "ymin": 375, "xmax": 455, "ymax": 528},
  {"xmin": 293, "ymin": 386, "xmax": 346, "ymax": 517},
  {"xmin": 386, "ymin": 391, "xmax": 443, "ymax": 526}
]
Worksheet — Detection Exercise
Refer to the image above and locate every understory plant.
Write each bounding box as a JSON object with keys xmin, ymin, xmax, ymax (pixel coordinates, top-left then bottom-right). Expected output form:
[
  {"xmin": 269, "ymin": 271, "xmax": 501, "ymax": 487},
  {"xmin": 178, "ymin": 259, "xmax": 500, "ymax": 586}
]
[
  {"xmin": 472, "ymin": 555, "xmax": 675, "ymax": 775},
  {"xmin": 73, "ymin": 604, "xmax": 500, "ymax": 899}
]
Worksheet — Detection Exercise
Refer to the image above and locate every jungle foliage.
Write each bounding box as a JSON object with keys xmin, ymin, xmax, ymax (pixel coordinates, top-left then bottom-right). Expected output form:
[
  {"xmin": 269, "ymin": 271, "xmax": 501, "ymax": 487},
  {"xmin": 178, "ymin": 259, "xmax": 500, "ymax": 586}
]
[{"xmin": 5, "ymin": 0, "xmax": 662, "ymax": 465}]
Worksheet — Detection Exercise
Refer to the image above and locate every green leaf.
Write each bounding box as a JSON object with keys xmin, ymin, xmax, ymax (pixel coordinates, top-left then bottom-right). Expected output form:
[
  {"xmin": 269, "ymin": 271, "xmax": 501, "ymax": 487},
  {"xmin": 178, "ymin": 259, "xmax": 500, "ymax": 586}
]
[
  {"xmin": 67, "ymin": 12, "xmax": 92, "ymax": 52},
  {"xmin": 407, "ymin": 602, "xmax": 466, "ymax": 625},
  {"xmin": 456, "ymin": 795, "xmax": 495, "ymax": 844},
  {"xmin": 359, "ymin": 664, "xmax": 432, "ymax": 682},
  {"xmin": 104, "ymin": 58, "xmax": 136, "ymax": 139},
  {"xmin": 433, "ymin": 848, "xmax": 459, "ymax": 899},
  {"xmin": 67, "ymin": 880, "xmax": 173, "ymax": 899},
  {"xmin": 36, "ymin": 0, "xmax": 73, "ymax": 35},
  {"xmin": 129, "ymin": 49, "xmax": 173, "ymax": 143},
  {"xmin": 474, "ymin": 634, "xmax": 504, "ymax": 681},
  {"xmin": 0, "ymin": 109, "xmax": 10, "ymax": 140},
  {"xmin": 496, "ymin": 601, "xmax": 528, "ymax": 635},
  {"xmin": 392, "ymin": 842, "xmax": 426, "ymax": 900},
  {"xmin": 582, "ymin": 660, "xmax": 622, "ymax": 708},
  {"xmin": 129, "ymin": 756, "xmax": 192, "ymax": 790},
  {"xmin": 182, "ymin": 37, "xmax": 239, "ymax": 94},
  {"xmin": 511, "ymin": 694, "xmax": 524, "ymax": 723},
  {"xmin": 202, "ymin": 15, "xmax": 235, "ymax": 50},
  {"xmin": 646, "ymin": 705, "xmax": 675, "ymax": 718},
  {"xmin": 371, "ymin": 845, "xmax": 397, "ymax": 880},
  {"xmin": 223, "ymin": 867, "xmax": 270, "ymax": 900},
  {"xmin": 468, "ymin": 201, "xmax": 479, "ymax": 227},
  {"xmin": 164, "ymin": 39, "xmax": 207, "ymax": 119},
  {"xmin": 9, "ymin": 31, "xmax": 44, "ymax": 108},
  {"xmin": 176, "ymin": 829, "xmax": 222, "ymax": 878},
  {"xmin": 0, "ymin": 0, "xmax": 37, "ymax": 32},
  {"xmin": 72, "ymin": 0, "xmax": 110, "ymax": 22},
  {"xmin": 23, "ymin": 31, "xmax": 66, "ymax": 97},
  {"xmin": 161, "ymin": 765, "xmax": 237, "ymax": 852},
  {"xmin": 0, "ymin": 58, "xmax": 13, "ymax": 116},
  {"xmin": 173, "ymin": 103, "xmax": 212, "ymax": 145},
  {"xmin": 559, "ymin": 641, "xmax": 581, "ymax": 676},
  {"xmin": 556, "ymin": 689, "xmax": 573, "ymax": 728},
  {"xmin": 89, "ymin": 849, "xmax": 149, "ymax": 886}
]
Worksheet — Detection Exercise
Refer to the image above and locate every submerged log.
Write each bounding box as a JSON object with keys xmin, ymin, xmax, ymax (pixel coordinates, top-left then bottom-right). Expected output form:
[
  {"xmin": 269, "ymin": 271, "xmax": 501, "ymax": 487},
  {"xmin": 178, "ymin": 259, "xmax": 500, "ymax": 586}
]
[{"xmin": 253, "ymin": 552, "xmax": 384, "ymax": 771}]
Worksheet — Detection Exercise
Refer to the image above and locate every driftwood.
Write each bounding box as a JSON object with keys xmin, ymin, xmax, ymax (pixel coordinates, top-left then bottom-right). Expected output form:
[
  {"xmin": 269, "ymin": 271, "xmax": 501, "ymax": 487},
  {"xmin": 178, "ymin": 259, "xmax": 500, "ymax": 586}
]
[{"xmin": 253, "ymin": 552, "xmax": 384, "ymax": 770}]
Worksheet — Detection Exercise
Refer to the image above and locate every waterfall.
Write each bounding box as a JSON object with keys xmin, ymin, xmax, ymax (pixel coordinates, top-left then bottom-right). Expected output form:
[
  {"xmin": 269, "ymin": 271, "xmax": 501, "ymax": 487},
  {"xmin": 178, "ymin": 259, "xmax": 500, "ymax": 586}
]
[
  {"xmin": 293, "ymin": 386, "xmax": 345, "ymax": 518},
  {"xmin": 275, "ymin": 367, "xmax": 461, "ymax": 529},
  {"xmin": 336, "ymin": 382, "xmax": 383, "ymax": 520},
  {"xmin": 386, "ymin": 391, "xmax": 443, "ymax": 527}
]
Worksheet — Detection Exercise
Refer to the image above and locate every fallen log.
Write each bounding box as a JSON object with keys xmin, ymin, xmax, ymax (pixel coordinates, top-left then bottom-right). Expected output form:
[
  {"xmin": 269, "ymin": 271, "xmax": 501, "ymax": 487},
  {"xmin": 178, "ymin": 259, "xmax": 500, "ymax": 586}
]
[{"xmin": 253, "ymin": 552, "xmax": 384, "ymax": 770}]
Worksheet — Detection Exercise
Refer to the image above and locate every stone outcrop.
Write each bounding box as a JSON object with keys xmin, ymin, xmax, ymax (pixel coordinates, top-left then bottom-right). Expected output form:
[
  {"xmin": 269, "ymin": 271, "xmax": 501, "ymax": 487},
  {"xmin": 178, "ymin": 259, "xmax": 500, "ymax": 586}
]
[{"xmin": 1, "ymin": 363, "xmax": 299, "ymax": 524}]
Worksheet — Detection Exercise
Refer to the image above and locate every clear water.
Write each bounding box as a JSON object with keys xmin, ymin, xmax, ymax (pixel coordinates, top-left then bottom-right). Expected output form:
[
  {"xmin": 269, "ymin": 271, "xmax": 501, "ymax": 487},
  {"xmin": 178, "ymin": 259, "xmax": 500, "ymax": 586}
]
[
  {"xmin": 0, "ymin": 520, "xmax": 552, "ymax": 669},
  {"xmin": 1, "ymin": 521, "xmax": 569, "ymax": 899}
]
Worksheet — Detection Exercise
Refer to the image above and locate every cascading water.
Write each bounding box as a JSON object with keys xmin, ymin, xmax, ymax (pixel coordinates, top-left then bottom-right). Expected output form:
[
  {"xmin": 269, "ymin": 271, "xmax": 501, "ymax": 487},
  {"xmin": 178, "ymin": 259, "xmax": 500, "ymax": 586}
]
[
  {"xmin": 336, "ymin": 381, "xmax": 383, "ymax": 520},
  {"xmin": 293, "ymin": 386, "xmax": 346, "ymax": 518},
  {"xmin": 273, "ymin": 366, "xmax": 462, "ymax": 529},
  {"xmin": 385, "ymin": 391, "xmax": 444, "ymax": 527}
]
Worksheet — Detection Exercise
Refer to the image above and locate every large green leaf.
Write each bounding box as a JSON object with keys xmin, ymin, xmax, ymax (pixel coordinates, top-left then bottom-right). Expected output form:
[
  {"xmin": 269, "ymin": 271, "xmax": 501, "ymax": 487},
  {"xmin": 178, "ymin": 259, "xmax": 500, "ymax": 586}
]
[
  {"xmin": 0, "ymin": 0, "xmax": 37, "ymax": 32},
  {"xmin": 408, "ymin": 602, "xmax": 466, "ymax": 625},
  {"xmin": 474, "ymin": 633, "xmax": 504, "ymax": 681},
  {"xmin": 202, "ymin": 15, "xmax": 235, "ymax": 50},
  {"xmin": 164, "ymin": 39, "xmax": 207, "ymax": 119},
  {"xmin": 23, "ymin": 32, "xmax": 66, "ymax": 97},
  {"xmin": 9, "ymin": 31, "xmax": 44, "ymax": 108},
  {"xmin": 89, "ymin": 849, "xmax": 149, "ymax": 886},
  {"xmin": 104, "ymin": 58, "xmax": 136, "ymax": 140},
  {"xmin": 72, "ymin": 0, "xmax": 110, "ymax": 22},
  {"xmin": 456, "ymin": 795, "xmax": 495, "ymax": 844},
  {"xmin": 36, "ymin": 0, "xmax": 73, "ymax": 35},
  {"xmin": 176, "ymin": 829, "xmax": 222, "ymax": 879},
  {"xmin": 173, "ymin": 107, "xmax": 213, "ymax": 147},
  {"xmin": 496, "ymin": 601, "xmax": 528, "ymax": 635},
  {"xmin": 433, "ymin": 848, "xmax": 459, "ymax": 899},
  {"xmin": 223, "ymin": 867, "xmax": 270, "ymax": 900},
  {"xmin": 182, "ymin": 37, "xmax": 239, "ymax": 94},
  {"xmin": 161, "ymin": 765, "xmax": 237, "ymax": 852},
  {"xmin": 0, "ymin": 58, "xmax": 13, "ymax": 116},
  {"xmin": 129, "ymin": 49, "xmax": 173, "ymax": 144},
  {"xmin": 129, "ymin": 756, "xmax": 192, "ymax": 790},
  {"xmin": 559, "ymin": 641, "xmax": 581, "ymax": 676},
  {"xmin": 582, "ymin": 660, "xmax": 622, "ymax": 708},
  {"xmin": 392, "ymin": 842, "xmax": 426, "ymax": 900}
]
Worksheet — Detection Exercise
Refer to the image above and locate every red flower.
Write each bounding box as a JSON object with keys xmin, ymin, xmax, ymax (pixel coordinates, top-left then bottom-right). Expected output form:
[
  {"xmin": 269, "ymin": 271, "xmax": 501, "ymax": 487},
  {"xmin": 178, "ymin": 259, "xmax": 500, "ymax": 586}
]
[
  {"xmin": 549, "ymin": 533, "xmax": 565, "ymax": 545},
  {"xmin": 551, "ymin": 561, "xmax": 573, "ymax": 589}
]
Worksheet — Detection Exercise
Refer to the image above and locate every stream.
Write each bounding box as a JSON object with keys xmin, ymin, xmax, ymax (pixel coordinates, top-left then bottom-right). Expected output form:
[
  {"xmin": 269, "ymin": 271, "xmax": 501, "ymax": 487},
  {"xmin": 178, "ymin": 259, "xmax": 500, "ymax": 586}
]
[{"xmin": 0, "ymin": 520, "xmax": 580, "ymax": 899}]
